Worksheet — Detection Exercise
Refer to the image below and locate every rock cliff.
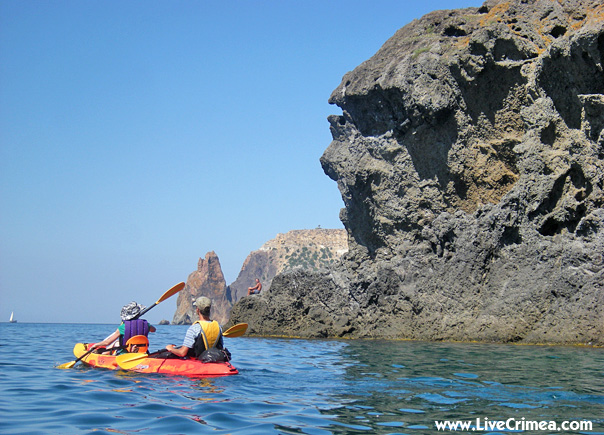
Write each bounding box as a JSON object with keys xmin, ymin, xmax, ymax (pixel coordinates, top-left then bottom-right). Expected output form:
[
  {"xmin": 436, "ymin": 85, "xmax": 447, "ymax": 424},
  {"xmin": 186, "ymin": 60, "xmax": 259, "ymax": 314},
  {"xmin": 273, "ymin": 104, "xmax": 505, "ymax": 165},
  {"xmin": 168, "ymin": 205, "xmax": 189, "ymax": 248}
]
[
  {"xmin": 230, "ymin": 0, "xmax": 604, "ymax": 345},
  {"xmin": 172, "ymin": 251, "xmax": 232, "ymax": 325},
  {"xmin": 229, "ymin": 229, "xmax": 348, "ymax": 301},
  {"xmin": 173, "ymin": 230, "xmax": 347, "ymax": 324}
]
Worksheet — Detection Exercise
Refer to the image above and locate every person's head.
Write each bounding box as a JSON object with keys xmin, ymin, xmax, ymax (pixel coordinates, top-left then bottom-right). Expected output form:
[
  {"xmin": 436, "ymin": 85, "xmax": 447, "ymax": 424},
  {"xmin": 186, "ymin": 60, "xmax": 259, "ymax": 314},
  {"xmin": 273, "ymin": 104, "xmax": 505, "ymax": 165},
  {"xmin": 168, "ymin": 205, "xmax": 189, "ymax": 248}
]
[
  {"xmin": 255, "ymin": 278, "xmax": 260, "ymax": 283},
  {"xmin": 193, "ymin": 296, "xmax": 212, "ymax": 317},
  {"xmin": 121, "ymin": 302, "xmax": 145, "ymax": 321}
]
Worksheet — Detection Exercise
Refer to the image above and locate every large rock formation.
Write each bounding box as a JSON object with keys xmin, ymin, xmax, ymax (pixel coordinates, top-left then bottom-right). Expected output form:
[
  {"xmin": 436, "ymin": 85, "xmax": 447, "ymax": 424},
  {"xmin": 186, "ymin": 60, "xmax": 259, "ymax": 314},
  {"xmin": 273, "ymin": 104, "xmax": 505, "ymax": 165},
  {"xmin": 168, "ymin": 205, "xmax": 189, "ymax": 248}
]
[
  {"xmin": 229, "ymin": 229, "xmax": 348, "ymax": 301},
  {"xmin": 230, "ymin": 0, "xmax": 604, "ymax": 345},
  {"xmin": 172, "ymin": 251, "xmax": 232, "ymax": 325},
  {"xmin": 174, "ymin": 230, "xmax": 347, "ymax": 324}
]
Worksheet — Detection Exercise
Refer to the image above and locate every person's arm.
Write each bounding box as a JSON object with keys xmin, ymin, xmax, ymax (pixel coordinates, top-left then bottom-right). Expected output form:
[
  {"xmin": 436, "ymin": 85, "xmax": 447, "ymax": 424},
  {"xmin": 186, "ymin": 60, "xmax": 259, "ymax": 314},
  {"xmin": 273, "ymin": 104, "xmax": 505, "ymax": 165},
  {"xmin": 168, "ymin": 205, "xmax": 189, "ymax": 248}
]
[
  {"xmin": 92, "ymin": 329, "xmax": 120, "ymax": 349},
  {"xmin": 165, "ymin": 344, "xmax": 189, "ymax": 357},
  {"xmin": 149, "ymin": 324, "xmax": 156, "ymax": 333},
  {"xmin": 166, "ymin": 323, "xmax": 198, "ymax": 357}
]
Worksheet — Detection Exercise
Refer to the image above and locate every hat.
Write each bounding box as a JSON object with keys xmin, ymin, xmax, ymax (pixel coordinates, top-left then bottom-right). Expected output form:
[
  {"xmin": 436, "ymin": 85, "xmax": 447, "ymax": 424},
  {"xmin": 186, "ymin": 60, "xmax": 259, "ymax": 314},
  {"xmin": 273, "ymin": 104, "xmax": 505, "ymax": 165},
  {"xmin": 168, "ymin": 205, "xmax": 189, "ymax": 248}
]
[
  {"xmin": 193, "ymin": 296, "xmax": 212, "ymax": 315},
  {"xmin": 121, "ymin": 302, "xmax": 145, "ymax": 321}
]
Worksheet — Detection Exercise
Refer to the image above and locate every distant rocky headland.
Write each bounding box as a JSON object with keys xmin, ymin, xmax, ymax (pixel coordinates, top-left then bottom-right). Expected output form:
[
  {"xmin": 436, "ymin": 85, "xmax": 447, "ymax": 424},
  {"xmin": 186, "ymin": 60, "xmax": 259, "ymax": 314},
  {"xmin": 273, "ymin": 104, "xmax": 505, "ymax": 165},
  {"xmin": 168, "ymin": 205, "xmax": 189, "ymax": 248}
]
[
  {"xmin": 230, "ymin": 0, "xmax": 604, "ymax": 345},
  {"xmin": 172, "ymin": 229, "xmax": 347, "ymax": 325}
]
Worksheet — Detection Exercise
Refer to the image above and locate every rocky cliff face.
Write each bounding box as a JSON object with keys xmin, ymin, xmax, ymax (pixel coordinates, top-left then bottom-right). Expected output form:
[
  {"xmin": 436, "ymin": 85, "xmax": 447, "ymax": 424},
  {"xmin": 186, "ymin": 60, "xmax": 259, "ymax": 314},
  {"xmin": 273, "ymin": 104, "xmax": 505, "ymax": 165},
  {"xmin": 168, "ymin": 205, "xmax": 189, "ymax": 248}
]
[
  {"xmin": 229, "ymin": 229, "xmax": 348, "ymax": 301},
  {"xmin": 230, "ymin": 0, "xmax": 604, "ymax": 345},
  {"xmin": 174, "ymin": 230, "xmax": 347, "ymax": 325},
  {"xmin": 172, "ymin": 251, "xmax": 232, "ymax": 325}
]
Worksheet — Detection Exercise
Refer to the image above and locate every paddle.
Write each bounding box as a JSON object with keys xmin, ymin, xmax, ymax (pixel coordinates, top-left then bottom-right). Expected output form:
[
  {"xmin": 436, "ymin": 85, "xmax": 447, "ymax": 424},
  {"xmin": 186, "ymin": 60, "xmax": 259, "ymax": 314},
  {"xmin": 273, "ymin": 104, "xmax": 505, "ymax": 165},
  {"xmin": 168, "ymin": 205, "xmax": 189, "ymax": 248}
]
[
  {"xmin": 115, "ymin": 323, "xmax": 248, "ymax": 370},
  {"xmin": 135, "ymin": 282, "xmax": 185, "ymax": 319},
  {"xmin": 57, "ymin": 282, "xmax": 185, "ymax": 369},
  {"xmin": 116, "ymin": 352, "xmax": 149, "ymax": 370},
  {"xmin": 57, "ymin": 346, "xmax": 97, "ymax": 370},
  {"xmin": 223, "ymin": 323, "xmax": 248, "ymax": 338}
]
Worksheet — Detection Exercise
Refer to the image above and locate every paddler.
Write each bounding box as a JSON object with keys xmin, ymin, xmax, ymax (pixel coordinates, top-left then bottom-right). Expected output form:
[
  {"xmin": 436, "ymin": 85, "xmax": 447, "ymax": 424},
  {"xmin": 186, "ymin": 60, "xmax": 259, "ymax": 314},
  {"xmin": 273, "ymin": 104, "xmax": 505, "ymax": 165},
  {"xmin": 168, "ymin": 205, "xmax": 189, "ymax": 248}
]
[
  {"xmin": 164, "ymin": 296, "xmax": 230, "ymax": 361},
  {"xmin": 91, "ymin": 302, "xmax": 156, "ymax": 354}
]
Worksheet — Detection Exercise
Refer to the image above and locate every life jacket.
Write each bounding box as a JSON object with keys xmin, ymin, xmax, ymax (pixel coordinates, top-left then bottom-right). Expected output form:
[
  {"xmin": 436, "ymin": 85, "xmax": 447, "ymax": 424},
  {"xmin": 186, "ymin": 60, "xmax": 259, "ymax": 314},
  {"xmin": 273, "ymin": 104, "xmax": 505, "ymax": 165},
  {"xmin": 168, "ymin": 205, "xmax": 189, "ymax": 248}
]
[
  {"xmin": 187, "ymin": 320, "xmax": 222, "ymax": 358},
  {"xmin": 120, "ymin": 319, "xmax": 150, "ymax": 347}
]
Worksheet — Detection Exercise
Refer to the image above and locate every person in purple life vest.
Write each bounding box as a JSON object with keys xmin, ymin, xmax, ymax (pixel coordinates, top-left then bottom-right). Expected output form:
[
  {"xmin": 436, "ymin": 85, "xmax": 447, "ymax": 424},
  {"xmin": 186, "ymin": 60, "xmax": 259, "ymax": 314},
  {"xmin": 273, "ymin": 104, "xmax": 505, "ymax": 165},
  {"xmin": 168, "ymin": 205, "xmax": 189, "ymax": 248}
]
[{"xmin": 91, "ymin": 302, "xmax": 156, "ymax": 354}]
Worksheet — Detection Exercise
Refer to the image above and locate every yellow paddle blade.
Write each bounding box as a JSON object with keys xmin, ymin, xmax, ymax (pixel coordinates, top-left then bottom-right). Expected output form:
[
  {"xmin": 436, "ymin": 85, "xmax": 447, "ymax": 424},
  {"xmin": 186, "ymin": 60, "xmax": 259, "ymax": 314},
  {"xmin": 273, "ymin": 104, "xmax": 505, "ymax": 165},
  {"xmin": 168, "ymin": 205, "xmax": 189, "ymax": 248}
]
[
  {"xmin": 116, "ymin": 353, "xmax": 148, "ymax": 370},
  {"xmin": 223, "ymin": 323, "xmax": 248, "ymax": 338},
  {"xmin": 136, "ymin": 282, "xmax": 186, "ymax": 319},
  {"xmin": 57, "ymin": 360, "xmax": 77, "ymax": 369},
  {"xmin": 157, "ymin": 282, "xmax": 185, "ymax": 304},
  {"xmin": 57, "ymin": 343, "xmax": 92, "ymax": 369}
]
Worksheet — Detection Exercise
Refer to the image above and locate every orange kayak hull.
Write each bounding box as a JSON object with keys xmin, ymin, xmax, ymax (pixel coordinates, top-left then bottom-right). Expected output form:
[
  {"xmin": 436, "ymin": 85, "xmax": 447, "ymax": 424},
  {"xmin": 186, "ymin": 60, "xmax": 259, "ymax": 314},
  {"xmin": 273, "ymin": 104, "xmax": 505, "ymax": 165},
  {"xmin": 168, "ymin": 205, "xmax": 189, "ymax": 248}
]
[{"xmin": 73, "ymin": 343, "xmax": 238, "ymax": 377}]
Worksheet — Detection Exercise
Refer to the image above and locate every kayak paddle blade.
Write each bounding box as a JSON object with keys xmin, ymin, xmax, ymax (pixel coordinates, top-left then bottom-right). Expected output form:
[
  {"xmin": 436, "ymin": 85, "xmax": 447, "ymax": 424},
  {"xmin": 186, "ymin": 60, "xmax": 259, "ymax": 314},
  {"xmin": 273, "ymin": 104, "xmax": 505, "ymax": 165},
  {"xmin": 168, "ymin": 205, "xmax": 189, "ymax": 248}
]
[
  {"xmin": 57, "ymin": 344, "xmax": 94, "ymax": 369},
  {"xmin": 136, "ymin": 282, "xmax": 186, "ymax": 319},
  {"xmin": 116, "ymin": 353, "xmax": 148, "ymax": 370},
  {"xmin": 223, "ymin": 323, "xmax": 248, "ymax": 338},
  {"xmin": 157, "ymin": 282, "xmax": 185, "ymax": 304},
  {"xmin": 57, "ymin": 360, "xmax": 77, "ymax": 369}
]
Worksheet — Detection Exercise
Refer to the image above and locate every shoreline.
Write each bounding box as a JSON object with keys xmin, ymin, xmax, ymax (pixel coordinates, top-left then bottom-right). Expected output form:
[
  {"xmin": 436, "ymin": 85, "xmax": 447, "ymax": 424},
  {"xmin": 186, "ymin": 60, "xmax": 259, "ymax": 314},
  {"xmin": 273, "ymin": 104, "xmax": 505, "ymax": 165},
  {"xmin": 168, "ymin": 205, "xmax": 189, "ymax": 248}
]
[
  {"xmin": 5, "ymin": 322, "xmax": 600, "ymax": 348},
  {"xmin": 237, "ymin": 332, "xmax": 603, "ymax": 348}
]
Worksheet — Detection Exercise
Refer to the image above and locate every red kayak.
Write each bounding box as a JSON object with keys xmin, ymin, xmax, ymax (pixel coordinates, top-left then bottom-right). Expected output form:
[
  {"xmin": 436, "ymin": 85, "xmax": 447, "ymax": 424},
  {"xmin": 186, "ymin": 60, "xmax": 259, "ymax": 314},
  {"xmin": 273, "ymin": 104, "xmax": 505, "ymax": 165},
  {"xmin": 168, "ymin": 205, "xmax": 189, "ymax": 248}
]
[{"xmin": 73, "ymin": 343, "xmax": 238, "ymax": 377}]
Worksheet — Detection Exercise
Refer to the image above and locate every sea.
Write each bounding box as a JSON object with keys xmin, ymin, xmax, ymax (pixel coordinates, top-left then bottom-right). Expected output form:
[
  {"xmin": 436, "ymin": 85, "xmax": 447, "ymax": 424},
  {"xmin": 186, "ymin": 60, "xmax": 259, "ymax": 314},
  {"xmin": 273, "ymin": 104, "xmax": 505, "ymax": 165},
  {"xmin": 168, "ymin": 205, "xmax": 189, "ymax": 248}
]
[{"xmin": 0, "ymin": 323, "xmax": 602, "ymax": 435}]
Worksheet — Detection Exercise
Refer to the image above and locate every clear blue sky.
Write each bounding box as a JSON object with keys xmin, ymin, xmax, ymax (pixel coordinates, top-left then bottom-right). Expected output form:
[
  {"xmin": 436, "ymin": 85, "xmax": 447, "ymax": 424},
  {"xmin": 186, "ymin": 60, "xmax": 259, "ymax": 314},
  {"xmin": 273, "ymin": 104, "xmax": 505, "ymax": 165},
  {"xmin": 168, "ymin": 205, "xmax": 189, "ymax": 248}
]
[{"xmin": 1, "ymin": 0, "xmax": 481, "ymax": 324}]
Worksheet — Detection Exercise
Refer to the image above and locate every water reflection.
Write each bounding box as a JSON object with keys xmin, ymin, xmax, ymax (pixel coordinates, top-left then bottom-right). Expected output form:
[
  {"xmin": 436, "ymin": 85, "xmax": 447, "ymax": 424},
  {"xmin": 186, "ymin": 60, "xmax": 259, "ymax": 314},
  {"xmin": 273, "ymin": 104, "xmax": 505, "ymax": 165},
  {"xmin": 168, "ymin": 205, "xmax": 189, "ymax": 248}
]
[{"xmin": 323, "ymin": 340, "xmax": 604, "ymax": 434}]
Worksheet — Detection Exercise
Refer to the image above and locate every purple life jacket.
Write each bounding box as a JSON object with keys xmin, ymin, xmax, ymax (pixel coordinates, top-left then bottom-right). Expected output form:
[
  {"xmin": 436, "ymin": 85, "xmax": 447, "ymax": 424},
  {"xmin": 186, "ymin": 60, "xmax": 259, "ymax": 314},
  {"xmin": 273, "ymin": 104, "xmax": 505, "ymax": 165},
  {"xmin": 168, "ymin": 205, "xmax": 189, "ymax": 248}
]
[{"xmin": 120, "ymin": 319, "xmax": 150, "ymax": 346}]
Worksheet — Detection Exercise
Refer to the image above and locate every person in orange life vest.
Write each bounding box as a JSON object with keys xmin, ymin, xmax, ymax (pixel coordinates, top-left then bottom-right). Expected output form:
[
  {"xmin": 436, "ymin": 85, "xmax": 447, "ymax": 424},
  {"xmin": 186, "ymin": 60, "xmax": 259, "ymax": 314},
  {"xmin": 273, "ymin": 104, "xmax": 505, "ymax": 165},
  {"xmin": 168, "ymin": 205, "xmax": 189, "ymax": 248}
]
[
  {"xmin": 165, "ymin": 296, "xmax": 225, "ymax": 358},
  {"xmin": 247, "ymin": 278, "xmax": 262, "ymax": 296},
  {"xmin": 91, "ymin": 302, "xmax": 156, "ymax": 354}
]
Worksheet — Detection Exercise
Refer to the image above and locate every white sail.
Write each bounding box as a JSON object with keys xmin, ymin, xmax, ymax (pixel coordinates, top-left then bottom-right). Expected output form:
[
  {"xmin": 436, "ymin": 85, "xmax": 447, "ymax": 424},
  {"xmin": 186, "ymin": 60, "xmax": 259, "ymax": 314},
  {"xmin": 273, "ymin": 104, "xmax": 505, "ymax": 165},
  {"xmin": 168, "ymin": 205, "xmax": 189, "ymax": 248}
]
[{"xmin": 9, "ymin": 312, "xmax": 13, "ymax": 322}]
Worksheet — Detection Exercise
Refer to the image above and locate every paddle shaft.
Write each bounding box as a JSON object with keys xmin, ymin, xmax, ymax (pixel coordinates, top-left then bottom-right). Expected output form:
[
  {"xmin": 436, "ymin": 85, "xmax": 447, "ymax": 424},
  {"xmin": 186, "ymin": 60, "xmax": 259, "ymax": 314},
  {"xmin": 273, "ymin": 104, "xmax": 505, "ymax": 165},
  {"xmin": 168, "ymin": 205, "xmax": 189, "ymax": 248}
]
[
  {"xmin": 63, "ymin": 347, "xmax": 95, "ymax": 368},
  {"xmin": 134, "ymin": 282, "xmax": 185, "ymax": 319},
  {"xmin": 68, "ymin": 342, "xmax": 125, "ymax": 365},
  {"xmin": 135, "ymin": 302, "xmax": 157, "ymax": 319}
]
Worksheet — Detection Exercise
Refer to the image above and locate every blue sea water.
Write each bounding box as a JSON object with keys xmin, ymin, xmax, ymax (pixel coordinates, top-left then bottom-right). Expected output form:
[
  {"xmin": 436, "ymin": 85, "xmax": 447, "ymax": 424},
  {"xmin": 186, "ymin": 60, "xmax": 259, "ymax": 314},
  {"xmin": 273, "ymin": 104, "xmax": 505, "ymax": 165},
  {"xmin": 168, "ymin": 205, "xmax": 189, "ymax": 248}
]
[{"xmin": 0, "ymin": 323, "xmax": 602, "ymax": 435}]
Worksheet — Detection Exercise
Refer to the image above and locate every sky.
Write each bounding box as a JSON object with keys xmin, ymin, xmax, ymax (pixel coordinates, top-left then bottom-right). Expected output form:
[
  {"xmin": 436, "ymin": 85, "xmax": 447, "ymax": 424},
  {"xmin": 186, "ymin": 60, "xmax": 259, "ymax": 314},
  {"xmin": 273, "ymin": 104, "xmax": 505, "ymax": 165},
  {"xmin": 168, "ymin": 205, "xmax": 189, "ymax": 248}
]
[{"xmin": 1, "ymin": 0, "xmax": 482, "ymax": 324}]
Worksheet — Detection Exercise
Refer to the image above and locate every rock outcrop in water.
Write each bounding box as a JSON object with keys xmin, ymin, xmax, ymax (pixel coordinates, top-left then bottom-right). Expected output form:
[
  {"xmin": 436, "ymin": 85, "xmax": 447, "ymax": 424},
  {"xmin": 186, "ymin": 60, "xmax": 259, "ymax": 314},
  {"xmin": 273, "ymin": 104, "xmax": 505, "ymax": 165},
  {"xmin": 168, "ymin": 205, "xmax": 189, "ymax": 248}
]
[
  {"xmin": 172, "ymin": 252, "xmax": 232, "ymax": 325},
  {"xmin": 174, "ymin": 230, "xmax": 347, "ymax": 325},
  {"xmin": 230, "ymin": 0, "xmax": 604, "ymax": 345}
]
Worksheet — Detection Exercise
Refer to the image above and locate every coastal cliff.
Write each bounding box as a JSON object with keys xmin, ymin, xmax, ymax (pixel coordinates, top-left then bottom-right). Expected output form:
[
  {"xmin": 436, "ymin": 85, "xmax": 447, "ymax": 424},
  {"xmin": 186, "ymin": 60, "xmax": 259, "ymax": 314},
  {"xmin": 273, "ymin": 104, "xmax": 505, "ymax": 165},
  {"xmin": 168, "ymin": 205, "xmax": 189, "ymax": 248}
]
[
  {"xmin": 172, "ymin": 252, "xmax": 232, "ymax": 325},
  {"xmin": 230, "ymin": 0, "xmax": 604, "ymax": 345},
  {"xmin": 173, "ymin": 230, "xmax": 347, "ymax": 324},
  {"xmin": 228, "ymin": 229, "xmax": 348, "ymax": 301}
]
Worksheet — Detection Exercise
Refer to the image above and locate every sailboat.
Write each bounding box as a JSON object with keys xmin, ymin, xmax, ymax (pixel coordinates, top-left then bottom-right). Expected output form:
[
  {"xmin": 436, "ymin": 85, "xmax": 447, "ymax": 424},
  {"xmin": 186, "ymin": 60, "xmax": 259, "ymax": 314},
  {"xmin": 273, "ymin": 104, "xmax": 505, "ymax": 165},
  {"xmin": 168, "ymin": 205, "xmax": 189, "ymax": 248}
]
[{"xmin": 9, "ymin": 312, "xmax": 17, "ymax": 323}]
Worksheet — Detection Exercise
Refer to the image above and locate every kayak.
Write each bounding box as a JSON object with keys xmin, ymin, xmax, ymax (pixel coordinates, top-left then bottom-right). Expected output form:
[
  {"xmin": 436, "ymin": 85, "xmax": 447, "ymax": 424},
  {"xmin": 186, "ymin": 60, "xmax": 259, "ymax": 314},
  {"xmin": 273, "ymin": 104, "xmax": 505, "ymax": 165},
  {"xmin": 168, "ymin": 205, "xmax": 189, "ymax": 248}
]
[{"xmin": 73, "ymin": 343, "xmax": 238, "ymax": 377}]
